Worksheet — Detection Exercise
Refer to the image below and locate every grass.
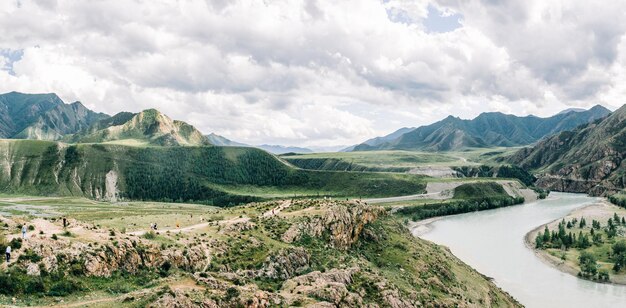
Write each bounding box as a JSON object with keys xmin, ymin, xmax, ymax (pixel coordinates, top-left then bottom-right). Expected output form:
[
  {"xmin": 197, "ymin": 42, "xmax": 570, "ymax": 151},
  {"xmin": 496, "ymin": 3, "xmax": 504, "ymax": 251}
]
[
  {"xmin": 281, "ymin": 150, "xmax": 466, "ymax": 170},
  {"xmin": 281, "ymin": 147, "xmax": 525, "ymax": 172},
  {"xmin": 0, "ymin": 195, "xmax": 220, "ymax": 233},
  {"xmin": 453, "ymin": 182, "xmax": 510, "ymax": 200}
]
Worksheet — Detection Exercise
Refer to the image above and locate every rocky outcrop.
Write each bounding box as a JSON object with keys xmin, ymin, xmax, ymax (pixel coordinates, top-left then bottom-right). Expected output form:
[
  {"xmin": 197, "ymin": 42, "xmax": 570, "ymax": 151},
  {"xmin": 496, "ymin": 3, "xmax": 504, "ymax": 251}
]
[
  {"xmin": 257, "ymin": 247, "xmax": 310, "ymax": 280},
  {"xmin": 281, "ymin": 201, "xmax": 385, "ymax": 250},
  {"xmin": 534, "ymin": 175, "xmax": 618, "ymax": 196},
  {"xmin": 282, "ymin": 268, "xmax": 361, "ymax": 306},
  {"xmin": 149, "ymin": 289, "xmax": 218, "ymax": 308},
  {"xmin": 16, "ymin": 234, "xmax": 209, "ymax": 277}
]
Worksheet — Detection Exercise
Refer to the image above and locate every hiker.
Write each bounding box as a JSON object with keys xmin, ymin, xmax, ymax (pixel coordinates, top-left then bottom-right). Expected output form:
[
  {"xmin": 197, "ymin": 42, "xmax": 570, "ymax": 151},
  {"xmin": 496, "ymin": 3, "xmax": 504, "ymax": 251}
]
[
  {"xmin": 63, "ymin": 217, "xmax": 67, "ymax": 228},
  {"xmin": 5, "ymin": 245, "xmax": 10, "ymax": 263},
  {"xmin": 21, "ymin": 225, "xmax": 27, "ymax": 239}
]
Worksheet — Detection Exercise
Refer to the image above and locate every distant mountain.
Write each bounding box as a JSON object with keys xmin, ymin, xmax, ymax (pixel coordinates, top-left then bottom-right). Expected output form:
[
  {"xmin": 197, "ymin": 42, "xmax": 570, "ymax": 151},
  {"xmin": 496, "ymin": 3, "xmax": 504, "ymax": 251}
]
[
  {"xmin": 206, "ymin": 133, "xmax": 248, "ymax": 147},
  {"xmin": 0, "ymin": 91, "xmax": 109, "ymax": 140},
  {"xmin": 509, "ymin": 104, "xmax": 626, "ymax": 196},
  {"xmin": 204, "ymin": 135, "xmax": 316, "ymax": 154},
  {"xmin": 257, "ymin": 144, "xmax": 313, "ymax": 154},
  {"xmin": 342, "ymin": 127, "xmax": 415, "ymax": 152},
  {"xmin": 556, "ymin": 107, "xmax": 586, "ymax": 115},
  {"xmin": 66, "ymin": 109, "xmax": 210, "ymax": 146},
  {"xmin": 308, "ymin": 145, "xmax": 350, "ymax": 153},
  {"xmin": 353, "ymin": 105, "xmax": 611, "ymax": 151}
]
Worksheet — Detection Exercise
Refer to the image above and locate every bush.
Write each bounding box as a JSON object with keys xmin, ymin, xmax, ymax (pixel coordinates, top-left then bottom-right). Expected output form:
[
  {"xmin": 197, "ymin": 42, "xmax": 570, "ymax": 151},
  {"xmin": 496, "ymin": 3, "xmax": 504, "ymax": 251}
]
[
  {"xmin": 225, "ymin": 287, "xmax": 240, "ymax": 301},
  {"xmin": 9, "ymin": 238, "xmax": 22, "ymax": 249},
  {"xmin": 48, "ymin": 279, "xmax": 84, "ymax": 296},
  {"xmin": 18, "ymin": 249, "xmax": 42, "ymax": 263},
  {"xmin": 159, "ymin": 261, "xmax": 172, "ymax": 277},
  {"xmin": 142, "ymin": 231, "xmax": 157, "ymax": 240}
]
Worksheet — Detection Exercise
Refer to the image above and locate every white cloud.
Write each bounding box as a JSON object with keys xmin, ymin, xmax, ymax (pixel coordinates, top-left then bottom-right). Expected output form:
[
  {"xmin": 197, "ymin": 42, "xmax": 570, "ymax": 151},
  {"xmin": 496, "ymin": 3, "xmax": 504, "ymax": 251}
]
[{"xmin": 0, "ymin": 0, "xmax": 625, "ymax": 146}]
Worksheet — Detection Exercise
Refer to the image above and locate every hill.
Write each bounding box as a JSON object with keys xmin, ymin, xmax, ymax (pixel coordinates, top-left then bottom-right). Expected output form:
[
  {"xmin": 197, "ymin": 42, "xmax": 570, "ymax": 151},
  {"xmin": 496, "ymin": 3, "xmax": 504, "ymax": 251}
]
[
  {"xmin": 353, "ymin": 105, "xmax": 611, "ymax": 151},
  {"xmin": 206, "ymin": 133, "xmax": 248, "ymax": 146},
  {"xmin": 0, "ymin": 198, "xmax": 519, "ymax": 307},
  {"xmin": 509, "ymin": 104, "xmax": 626, "ymax": 195},
  {"xmin": 0, "ymin": 140, "xmax": 425, "ymax": 205},
  {"xmin": 65, "ymin": 109, "xmax": 210, "ymax": 146},
  {"xmin": 0, "ymin": 91, "xmax": 109, "ymax": 140}
]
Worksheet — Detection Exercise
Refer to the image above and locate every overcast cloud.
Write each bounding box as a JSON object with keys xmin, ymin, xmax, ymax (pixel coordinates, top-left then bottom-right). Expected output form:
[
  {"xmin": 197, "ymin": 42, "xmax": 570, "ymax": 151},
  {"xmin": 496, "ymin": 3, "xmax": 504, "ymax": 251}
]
[{"xmin": 1, "ymin": 0, "xmax": 625, "ymax": 147}]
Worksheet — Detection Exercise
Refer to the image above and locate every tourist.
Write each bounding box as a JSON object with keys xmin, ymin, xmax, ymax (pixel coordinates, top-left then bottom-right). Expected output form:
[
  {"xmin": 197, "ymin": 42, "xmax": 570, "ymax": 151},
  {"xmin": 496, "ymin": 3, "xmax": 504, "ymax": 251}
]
[
  {"xmin": 21, "ymin": 225, "xmax": 27, "ymax": 239},
  {"xmin": 5, "ymin": 245, "xmax": 10, "ymax": 263}
]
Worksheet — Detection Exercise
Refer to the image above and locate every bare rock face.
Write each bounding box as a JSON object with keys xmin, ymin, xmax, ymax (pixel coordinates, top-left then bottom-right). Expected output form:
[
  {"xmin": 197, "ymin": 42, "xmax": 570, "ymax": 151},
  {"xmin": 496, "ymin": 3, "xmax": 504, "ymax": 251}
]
[
  {"xmin": 83, "ymin": 240, "xmax": 208, "ymax": 277},
  {"xmin": 149, "ymin": 289, "xmax": 218, "ymax": 308},
  {"xmin": 257, "ymin": 247, "xmax": 310, "ymax": 280},
  {"xmin": 14, "ymin": 233, "xmax": 209, "ymax": 278},
  {"xmin": 282, "ymin": 268, "xmax": 362, "ymax": 306},
  {"xmin": 26, "ymin": 263, "xmax": 40, "ymax": 276},
  {"xmin": 282, "ymin": 201, "xmax": 385, "ymax": 250},
  {"xmin": 221, "ymin": 220, "xmax": 255, "ymax": 233}
]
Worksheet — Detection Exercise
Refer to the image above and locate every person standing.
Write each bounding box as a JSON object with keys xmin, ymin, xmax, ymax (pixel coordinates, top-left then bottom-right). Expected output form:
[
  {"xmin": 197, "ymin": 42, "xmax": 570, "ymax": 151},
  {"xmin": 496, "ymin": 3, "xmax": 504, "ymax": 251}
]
[
  {"xmin": 21, "ymin": 225, "xmax": 27, "ymax": 239},
  {"xmin": 5, "ymin": 245, "xmax": 11, "ymax": 263}
]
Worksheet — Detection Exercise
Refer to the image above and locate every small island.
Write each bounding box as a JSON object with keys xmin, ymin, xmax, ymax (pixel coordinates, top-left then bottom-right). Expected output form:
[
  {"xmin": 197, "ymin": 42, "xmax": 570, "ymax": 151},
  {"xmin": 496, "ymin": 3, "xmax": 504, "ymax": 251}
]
[{"xmin": 526, "ymin": 198, "xmax": 626, "ymax": 284}]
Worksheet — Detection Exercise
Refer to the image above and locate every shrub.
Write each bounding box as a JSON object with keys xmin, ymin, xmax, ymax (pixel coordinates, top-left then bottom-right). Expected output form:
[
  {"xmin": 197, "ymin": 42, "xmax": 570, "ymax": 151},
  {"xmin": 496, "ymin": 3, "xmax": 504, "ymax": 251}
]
[
  {"xmin": 18, "ymin": 249, "xmax": 42, "ymax": 263},
  {"xmin": 142, "ymin": 231, "xmax": 157, "ymax": 240},
  {"xmin": 48, "ymin": 279, "xmax": 84, "ymax": 296},
  {"xmin": 9, "ymin": 238, "xmax": 23, "ymax": 249},
  {"xmin": 159, "ymin": 261, "xmax": 172, "ymax": 277},
  {"xmin": 225, "ymin": 287, "xmax": 240, "ymax": 301}
]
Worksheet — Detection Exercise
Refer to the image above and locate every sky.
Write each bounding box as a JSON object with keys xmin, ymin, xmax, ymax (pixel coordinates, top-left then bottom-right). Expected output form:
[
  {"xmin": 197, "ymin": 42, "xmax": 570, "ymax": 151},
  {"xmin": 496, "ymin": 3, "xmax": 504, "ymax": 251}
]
[{"xmin": 1, "ymin": 0, "xmax": 626, "ymax": 148}]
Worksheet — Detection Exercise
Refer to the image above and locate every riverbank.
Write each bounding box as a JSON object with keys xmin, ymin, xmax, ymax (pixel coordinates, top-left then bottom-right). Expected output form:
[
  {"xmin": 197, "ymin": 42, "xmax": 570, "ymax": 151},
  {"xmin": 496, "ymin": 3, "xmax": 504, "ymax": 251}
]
[
  {"xmin": 408, "ymin": 216, "xmax": 445, "ymax": 237},
  {"xmin": 524, "ymin": 199, "xmax": 626, "ymax": 285}
]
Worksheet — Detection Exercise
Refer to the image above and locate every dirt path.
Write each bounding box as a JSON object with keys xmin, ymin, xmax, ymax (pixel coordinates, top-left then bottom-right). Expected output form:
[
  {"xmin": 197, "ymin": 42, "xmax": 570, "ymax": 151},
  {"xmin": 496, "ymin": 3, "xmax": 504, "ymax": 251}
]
[
  {"xmin": 128, "ymin": 216, "xmax": 251, "ymax": 236},
  {"xmin": 261, "ymin": 200, "xmax": 292, "ymax": 218}
]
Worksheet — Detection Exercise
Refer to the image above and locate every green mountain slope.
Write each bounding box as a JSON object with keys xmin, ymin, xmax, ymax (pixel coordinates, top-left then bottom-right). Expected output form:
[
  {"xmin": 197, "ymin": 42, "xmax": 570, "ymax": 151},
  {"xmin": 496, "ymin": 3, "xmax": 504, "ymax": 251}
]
[
  {"xmin": 0, "ymin": 140, "xmax": 425, "ymax": 205},
  {"xmin": 0, "ymin": 91, "xmax": 108, "ymax": 139},
  {"xmin": 66, "ymin": 109, "xmax": 210, "ymax": 146},
  {"xmin": 509, "ymin": 105, "xmax": 626, "ymax": 195},
  {"xmin": 354, "ymin": 105, "xmax": 611, "ymax": 151}
]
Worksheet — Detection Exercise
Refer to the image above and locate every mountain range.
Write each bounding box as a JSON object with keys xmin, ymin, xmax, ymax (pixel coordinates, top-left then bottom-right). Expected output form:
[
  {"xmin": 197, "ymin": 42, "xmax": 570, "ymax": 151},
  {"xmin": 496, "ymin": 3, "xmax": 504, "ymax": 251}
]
[
  {"xmin": 0, "ymin": 91, "xmax": 109, "ymax": 140},
  {"xmin": 352, "ymin": 105, "xmax": 611, "ymax": 151},
  {"xmin": 205, "ymin": 133, "xmax": 314, "ymax": 154},
  {"xmin": 509, "ymin": 104, "xmax": 626, "ymax": 196}
]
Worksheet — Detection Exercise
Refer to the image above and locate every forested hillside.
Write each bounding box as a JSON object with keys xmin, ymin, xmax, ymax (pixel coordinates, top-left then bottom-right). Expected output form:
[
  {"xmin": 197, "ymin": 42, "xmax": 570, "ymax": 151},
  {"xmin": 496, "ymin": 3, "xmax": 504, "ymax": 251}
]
[
  {"xmin": 0, "ymin": 140, "xmax": 426, "ymax": 205},
  {"xmin": 509, "ymin": 104, "xmax": 626, "ymax": 195}
]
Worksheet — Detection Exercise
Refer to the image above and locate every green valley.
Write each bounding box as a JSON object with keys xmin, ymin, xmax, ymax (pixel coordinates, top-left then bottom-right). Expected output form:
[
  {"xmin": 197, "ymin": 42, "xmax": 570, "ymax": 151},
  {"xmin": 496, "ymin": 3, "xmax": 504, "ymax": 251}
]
[{"xmin": 0, "ymin": 139, "xmax": 427, "ymax": 206}]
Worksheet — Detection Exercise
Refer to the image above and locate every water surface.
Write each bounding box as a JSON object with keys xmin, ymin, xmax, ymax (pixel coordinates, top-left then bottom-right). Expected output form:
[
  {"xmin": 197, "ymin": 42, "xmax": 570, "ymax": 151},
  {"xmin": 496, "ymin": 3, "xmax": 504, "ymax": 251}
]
[{"xmin": 418, "ymin": 192, "xmax": 626, "ymax": 307}]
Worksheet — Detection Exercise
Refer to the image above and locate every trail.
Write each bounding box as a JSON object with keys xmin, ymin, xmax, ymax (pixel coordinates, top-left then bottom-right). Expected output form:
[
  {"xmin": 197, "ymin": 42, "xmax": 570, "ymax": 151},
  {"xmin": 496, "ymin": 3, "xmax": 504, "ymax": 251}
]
[
  {"xmin": 261, "ymin": 200, "xmax": 292, "ymax": 218},
  {"xmin": 128, "ymin": 216, "xmax": 250, "ymax": 236}
]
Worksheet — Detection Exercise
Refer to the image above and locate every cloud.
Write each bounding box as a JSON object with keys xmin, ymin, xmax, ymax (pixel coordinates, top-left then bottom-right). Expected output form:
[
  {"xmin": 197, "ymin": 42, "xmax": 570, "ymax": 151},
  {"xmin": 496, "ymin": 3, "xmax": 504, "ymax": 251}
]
[{"xmin": 0, "ymin": 0, "xmax": 625, "ymax": 146}]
